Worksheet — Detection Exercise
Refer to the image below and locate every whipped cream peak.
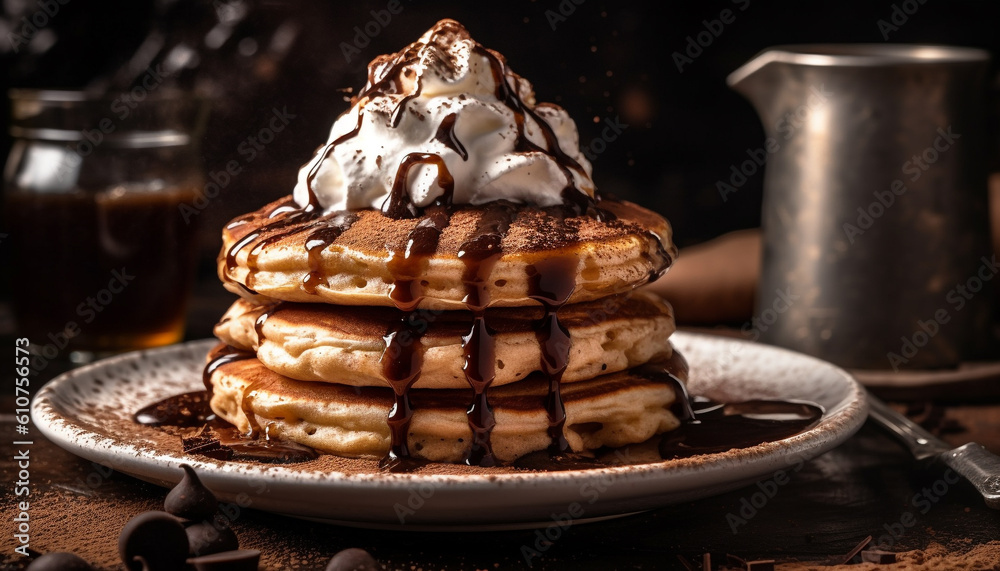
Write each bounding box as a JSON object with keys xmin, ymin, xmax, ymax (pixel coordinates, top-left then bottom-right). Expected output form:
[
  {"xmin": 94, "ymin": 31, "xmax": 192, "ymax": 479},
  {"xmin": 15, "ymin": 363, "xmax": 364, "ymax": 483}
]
[{"xmin": 293, "ymin": 19, "xmax": 596, "ymax": 216}]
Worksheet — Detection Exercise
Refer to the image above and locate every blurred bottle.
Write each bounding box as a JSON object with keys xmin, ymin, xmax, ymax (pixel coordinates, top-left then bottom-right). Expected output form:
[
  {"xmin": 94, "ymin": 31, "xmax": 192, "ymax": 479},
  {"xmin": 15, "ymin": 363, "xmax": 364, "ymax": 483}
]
[{"xmin": 4, "ymin": 89, "xmax": 208, "ymax": 359}]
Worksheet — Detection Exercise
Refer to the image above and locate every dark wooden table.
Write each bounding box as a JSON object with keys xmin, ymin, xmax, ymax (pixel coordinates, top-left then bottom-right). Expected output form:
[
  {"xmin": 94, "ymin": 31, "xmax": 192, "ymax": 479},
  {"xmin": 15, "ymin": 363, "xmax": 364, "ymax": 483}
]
[{"xmin": 2, "ymin": 298, "xmax": 1000, "ymax": 570}]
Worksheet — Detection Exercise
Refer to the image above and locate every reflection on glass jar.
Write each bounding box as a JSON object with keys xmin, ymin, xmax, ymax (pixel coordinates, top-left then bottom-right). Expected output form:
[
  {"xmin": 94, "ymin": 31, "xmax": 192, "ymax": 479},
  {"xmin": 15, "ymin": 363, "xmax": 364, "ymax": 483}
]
[{"xmin": 3, "ymin": 89, "xmax": 209, "ymax": 357}]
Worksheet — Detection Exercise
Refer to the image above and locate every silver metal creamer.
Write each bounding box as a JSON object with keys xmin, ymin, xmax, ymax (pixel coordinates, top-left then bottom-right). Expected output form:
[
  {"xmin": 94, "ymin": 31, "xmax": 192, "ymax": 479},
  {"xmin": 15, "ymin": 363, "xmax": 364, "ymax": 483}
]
[{"xmin": 728, "ymin": 45, "xmax": 993, "ymax": 370}]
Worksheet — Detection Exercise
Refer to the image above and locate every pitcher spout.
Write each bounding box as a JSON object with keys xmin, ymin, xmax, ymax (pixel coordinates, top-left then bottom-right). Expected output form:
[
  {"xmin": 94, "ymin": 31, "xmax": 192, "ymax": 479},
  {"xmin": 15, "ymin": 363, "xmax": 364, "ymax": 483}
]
[{"xmin": 726, "ymin": 48, "xmax": 788, "ymax": 126}]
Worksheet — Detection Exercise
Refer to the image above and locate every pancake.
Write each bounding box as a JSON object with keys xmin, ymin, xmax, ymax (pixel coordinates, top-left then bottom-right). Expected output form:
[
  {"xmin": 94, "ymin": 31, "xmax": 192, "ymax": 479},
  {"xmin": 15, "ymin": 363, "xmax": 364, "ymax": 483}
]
[
  {"xmin": 206, "ymin": 345, "xmax": 688, "ymax": 463},
  {"xmin": 218, "ymin": 196, "xmax": 676, "ymax": 310},
  {"xmin": 214, "ymin": 291, "xmax": 676, "ymax": 389}
]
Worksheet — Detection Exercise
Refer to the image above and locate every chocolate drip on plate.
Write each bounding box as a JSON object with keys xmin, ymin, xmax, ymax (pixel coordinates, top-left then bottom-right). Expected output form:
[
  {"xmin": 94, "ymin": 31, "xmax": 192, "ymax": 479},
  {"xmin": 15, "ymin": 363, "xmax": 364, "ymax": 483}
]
[
  {"xmin": 134, "ymin": 391, "xmax": 216, "ymax": 428},
  {"xmin": 204, "ymin": 421, "xmax": 318, "ymax": 464},
  {"xmin": 658, "ymin": 398, "xmax": 823, "ymax": 460}
]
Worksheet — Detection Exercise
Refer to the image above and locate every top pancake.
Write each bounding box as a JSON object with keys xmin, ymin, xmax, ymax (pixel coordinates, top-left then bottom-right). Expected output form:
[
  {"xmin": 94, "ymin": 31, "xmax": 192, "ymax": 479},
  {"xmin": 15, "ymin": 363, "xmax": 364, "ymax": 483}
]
[{"xmin": 218, "ymin": 196, "xmax": 676, "ymax": 310}]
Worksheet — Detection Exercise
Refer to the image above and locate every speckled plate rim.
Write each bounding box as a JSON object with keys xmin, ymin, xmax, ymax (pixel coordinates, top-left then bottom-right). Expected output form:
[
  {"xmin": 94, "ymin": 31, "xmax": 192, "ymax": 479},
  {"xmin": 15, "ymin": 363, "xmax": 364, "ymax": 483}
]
[{"xmin": 31, "ymin": 332, "xmax": 867, "ymax": 529}]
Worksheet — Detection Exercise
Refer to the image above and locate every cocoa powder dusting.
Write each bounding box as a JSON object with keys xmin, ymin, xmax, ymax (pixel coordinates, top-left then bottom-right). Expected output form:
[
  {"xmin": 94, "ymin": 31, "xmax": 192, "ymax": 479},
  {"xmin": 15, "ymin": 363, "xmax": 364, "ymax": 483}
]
[
  {"xmin": 222, "ymin": 196, "xmax": 665, "ymax": 260},
  {"xmin": 777, "ymin": 540, "xmax": 1000, "ymax": 570},
  {"xmin": 0, "ymin": 491, "xmax": 161, "ymax": 569}
]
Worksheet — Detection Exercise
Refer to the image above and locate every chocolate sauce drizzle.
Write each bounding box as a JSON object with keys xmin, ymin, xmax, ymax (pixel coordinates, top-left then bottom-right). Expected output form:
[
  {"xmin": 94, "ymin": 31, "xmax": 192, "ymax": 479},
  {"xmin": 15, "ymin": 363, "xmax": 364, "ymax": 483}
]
[
  {"xmin": 303, "ymin": 113, "xmax": 366, "ymax": 211},
  {"xmin": 526, "ymin": 257, "xmax": 579, "ymax": 454},
  {"xmin": 378, "ymin": 311, "xmax": 430, "ymax": 470},
  {"xmin": 387, "ymin": 206, "xmax": 451, "ymax": 311},
  {"xmin": 455, "ymin": 202, "xmax": 518, "ymax": 466},
  {"xmin": 214, "ymin": 23, "xmax": 677, "ymax": 469},
  {"xmin": 222, "ymin": 199, "xmax": 317, "ymax": 292},
  {"xmin": 222, "ymin": 201, "xmax": 361, "ymax": 298},
  {"xmin": 471, "ymin": 44, "xmax": 598, "ymax": 210},
  {"xmin": 433, "ymin": 113, "xmax": 468, "ymax": 161},
  {"xmin": 252, "ymin": 302, "xmax": 283, "ymax": 344},
  {"xmin": 244, "ymin": 217, "xmax": 318, "ymax": 290},
  {"xmin": 383, "ymin": 153, "xmax": 455, "ymax": 219},
  {"xmin": 202, "ymin": 346, "xmax": 255, "ymax": 391},
  {"xmin": 303, "ymin": 213, "xmax": 358, "ymax": 294},
  {"xmin": 238, "ymin": 379, "xmax": 265, "ymax": 439},
  {"xmin": 354, "ymin": 36, "xmax": 616, "ymax": 464}
]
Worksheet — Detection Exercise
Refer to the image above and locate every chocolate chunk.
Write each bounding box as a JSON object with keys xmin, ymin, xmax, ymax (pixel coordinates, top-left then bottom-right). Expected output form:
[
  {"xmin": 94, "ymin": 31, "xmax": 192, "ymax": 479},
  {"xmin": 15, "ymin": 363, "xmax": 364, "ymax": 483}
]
[
  {"xmin": 118, "ymin": 511, "xmax": 189, "ymax": 571},
  {"xmin": 26, "ymin": 552, "xmax": 95, "ymax": 571},
  {"xmin": 325, "ymin": 548, "xmax": 380, "ymax": 571},
  {"xmin": 165, "ymin": 464, "xmax": 219, "ymax": 520},
  {"xmin": 188, "ymin": 549, "xmax": 261, "ymax": 571},
  {"xmin": 837, "ymin": 535, "xmax": 872, "ymax": 565},
  {"xmin": 862, "ymin": 550, "xmax": 897, "ymax": 564},
  {"xmin": 186, "ymin": 519, "xmax": 240, "ymax": 557},
  {"xmin": 182, "ymin": 429, "xmax": 234, "ymax": 461}
]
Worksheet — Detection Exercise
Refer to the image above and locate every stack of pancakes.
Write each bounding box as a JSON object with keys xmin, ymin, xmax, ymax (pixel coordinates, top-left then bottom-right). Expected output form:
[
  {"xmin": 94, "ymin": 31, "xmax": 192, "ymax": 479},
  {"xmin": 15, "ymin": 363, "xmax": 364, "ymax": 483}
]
[{"xmin": 205, "ymin": 197, "xmax": 686, "ymax": 466}]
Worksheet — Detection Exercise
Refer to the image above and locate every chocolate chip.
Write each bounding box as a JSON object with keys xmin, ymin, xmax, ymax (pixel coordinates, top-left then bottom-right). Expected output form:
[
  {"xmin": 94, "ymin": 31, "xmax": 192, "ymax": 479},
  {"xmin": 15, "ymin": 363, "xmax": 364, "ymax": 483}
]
[
  {"xmin": 165, "ymin": 464, "xmax": 219, "ymax": 520},
  {"xmin": 119, "ymin": 511, "xmax": 189, "ymax": 571},
  {"xmin": 325, "ymin": 548, "xmax": 380, "ymax": 571},
  {"xmin": 188, "ymin": 549, "xmax": 261, "ymax": 571},
  {"xmin": 26, "ymin": 552, "xmax": 95, "ymax": 571},
  {"xmin": 186, "ymin": 518, "xmax": 240, "ymax": 557}
]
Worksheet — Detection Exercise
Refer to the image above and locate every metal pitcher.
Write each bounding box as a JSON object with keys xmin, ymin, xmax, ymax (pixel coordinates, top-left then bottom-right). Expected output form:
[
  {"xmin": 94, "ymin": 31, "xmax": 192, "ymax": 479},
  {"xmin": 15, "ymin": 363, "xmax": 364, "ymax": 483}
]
[{"xmin": 728, "ymin": 45, "xmax": 993, "ymax": 370}]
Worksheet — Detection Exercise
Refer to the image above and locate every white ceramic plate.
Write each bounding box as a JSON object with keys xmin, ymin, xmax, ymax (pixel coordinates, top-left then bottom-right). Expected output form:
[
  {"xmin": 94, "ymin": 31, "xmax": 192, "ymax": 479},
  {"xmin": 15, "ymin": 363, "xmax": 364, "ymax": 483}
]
[{"xmin": 32, "ymin": 332, "xmax": 867, "ymax": 530}]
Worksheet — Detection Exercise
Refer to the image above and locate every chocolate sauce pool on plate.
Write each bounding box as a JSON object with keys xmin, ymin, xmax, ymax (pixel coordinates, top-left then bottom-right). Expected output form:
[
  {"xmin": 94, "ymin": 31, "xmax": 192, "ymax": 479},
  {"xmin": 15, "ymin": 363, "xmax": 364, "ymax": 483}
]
[
  {"xmin": 658, "ymin": 398, "xmax": 823, "ymax": 460},
  {"xmin": 135, "ymin": 385, "xmax": 823, "ymax": 469},
  {"xmin": 134, "ymin": 391, "xmax": 215, "ymax": 428},
  {"xmin": 134, "ymin": 391, "xmax": 318, "ymax": 464}
]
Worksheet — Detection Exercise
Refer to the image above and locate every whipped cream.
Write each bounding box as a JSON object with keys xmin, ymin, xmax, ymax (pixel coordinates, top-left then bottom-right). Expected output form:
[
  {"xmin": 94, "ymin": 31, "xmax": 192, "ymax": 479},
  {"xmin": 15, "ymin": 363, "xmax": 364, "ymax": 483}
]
[{"xmin": 292, "ymin": 19, "xmax": 596, "ymax": 216}]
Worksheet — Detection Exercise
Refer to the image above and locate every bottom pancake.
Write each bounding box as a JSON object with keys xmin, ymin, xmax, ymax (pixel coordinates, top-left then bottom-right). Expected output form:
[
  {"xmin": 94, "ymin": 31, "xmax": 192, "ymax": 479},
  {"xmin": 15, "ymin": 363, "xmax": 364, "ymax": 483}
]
[{"xmin": 207, "ymin": 344, "xmax": 688, "ymax": 464}]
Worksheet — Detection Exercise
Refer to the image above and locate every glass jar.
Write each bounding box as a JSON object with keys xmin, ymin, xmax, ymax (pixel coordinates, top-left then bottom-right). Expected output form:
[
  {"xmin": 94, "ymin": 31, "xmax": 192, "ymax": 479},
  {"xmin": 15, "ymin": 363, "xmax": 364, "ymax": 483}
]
[{"xmin": 3, "ymin": 89, "xmax": 209, "ymax": 362}]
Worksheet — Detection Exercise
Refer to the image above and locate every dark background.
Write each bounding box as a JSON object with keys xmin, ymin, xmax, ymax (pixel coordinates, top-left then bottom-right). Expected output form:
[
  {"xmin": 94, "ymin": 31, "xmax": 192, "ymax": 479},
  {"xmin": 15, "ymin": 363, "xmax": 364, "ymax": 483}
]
[{"xmin": 2, "ymin": 0, "xmax": 1000, "ymax": 324}]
